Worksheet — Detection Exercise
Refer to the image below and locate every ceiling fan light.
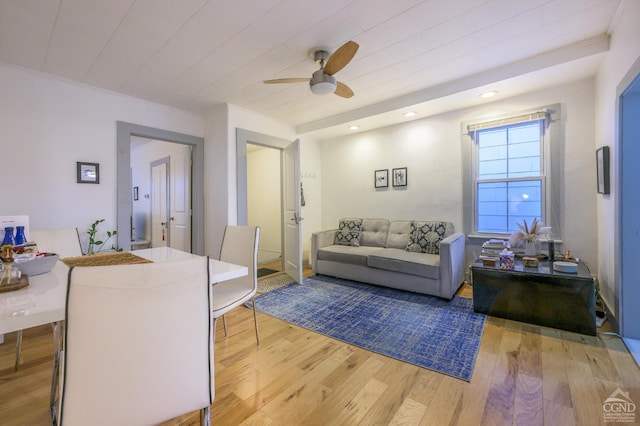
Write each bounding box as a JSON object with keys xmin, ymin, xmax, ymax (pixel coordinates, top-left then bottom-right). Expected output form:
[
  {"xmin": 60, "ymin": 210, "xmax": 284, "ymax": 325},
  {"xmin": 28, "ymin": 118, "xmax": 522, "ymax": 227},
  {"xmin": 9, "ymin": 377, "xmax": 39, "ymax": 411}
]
[
  {"xmin": 310, "ymin": 70, "xmax": 337, "ymax": 95},
  {"xmin": 311, "ymin": 81, "xmax": 337, "ymax": 95},
  {"xmin": 480, "ymin": 90, "xmax": 498, "ymax": 98}
]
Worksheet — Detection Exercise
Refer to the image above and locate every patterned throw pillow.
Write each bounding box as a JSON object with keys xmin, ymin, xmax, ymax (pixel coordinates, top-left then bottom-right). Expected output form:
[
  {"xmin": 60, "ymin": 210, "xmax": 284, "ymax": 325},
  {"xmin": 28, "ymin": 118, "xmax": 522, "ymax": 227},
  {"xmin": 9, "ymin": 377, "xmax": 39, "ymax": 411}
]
[
  {"xmin": 406, "ymin": 221, "xmax": 450, "ymax": 254},
  {"xmin": 334, "ymin": 219, "xmax": 362, "ymax": 247}
]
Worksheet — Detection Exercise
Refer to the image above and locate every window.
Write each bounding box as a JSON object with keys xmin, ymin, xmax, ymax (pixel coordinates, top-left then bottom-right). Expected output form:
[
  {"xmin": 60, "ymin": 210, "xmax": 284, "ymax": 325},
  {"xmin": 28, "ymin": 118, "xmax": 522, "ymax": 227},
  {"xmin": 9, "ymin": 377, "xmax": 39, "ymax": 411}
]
[{"xmin": 470, "ymin": 112, "xmax": 547, "ymax": 235}]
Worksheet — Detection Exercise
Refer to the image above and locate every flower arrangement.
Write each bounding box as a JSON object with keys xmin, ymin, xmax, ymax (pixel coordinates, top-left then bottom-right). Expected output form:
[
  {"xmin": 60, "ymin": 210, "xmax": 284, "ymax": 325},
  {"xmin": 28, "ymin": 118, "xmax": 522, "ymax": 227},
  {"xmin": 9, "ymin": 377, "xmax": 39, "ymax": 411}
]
[{"xmin": 509, "ymin": 218, "xmax": 551, "ymax": 247}]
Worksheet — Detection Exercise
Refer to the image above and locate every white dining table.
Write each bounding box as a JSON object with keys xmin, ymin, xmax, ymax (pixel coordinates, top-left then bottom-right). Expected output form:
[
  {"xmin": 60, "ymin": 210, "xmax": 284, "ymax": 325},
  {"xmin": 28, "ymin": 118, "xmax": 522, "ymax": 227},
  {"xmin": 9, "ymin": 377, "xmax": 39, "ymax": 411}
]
[{"xmin": 0, "ymin": 247, "xmax": 247, "ymax": 352}]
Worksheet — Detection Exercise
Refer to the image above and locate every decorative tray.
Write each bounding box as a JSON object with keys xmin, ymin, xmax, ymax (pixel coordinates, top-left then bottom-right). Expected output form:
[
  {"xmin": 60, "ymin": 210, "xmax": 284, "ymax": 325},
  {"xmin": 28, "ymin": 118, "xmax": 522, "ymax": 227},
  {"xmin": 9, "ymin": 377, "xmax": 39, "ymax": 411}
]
[
  {"xmin": 0, "ymin": 274, "xmax": 29, "ymax": 293},
  {"xmin": 553, "ymin": 261, "xmax": 579, "ymax": 273},
  {"xmin": 514, "ymin": 253, "xmax": 548, "ymax": 260}
]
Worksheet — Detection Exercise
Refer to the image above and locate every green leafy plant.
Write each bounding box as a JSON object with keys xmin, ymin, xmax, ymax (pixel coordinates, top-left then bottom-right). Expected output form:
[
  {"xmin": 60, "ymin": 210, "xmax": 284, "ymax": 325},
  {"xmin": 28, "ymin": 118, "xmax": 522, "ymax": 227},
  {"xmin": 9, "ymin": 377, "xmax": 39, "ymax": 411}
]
[{"xmin": 86, "ymin": 219, "xmax": 121, "ymax": 254}]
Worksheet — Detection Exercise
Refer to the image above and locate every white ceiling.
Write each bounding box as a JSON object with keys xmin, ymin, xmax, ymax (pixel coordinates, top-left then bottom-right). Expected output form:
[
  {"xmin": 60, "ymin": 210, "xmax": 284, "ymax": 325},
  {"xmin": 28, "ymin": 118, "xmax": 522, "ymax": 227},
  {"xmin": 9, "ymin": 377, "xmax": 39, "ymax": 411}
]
[{"xmin": 0, "ymin": 0, "xmax": 621, "ymax": 138}]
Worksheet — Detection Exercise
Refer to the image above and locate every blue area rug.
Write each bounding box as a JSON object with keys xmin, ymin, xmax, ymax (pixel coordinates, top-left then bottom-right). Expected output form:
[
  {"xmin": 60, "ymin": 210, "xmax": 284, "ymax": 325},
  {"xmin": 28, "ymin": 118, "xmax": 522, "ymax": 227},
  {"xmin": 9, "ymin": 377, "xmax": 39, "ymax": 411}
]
[{"xmin": 252, "ymin": 275, "xmax": 486, "ymax": 381}]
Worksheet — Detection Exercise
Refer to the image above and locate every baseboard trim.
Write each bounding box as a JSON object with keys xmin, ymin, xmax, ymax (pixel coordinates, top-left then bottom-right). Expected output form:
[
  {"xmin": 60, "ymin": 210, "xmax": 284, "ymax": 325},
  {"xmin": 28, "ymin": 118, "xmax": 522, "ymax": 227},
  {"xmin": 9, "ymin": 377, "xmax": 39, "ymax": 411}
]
[{"xmin": 602, "ymin": 297, "xmax": 619, "ymax": 333}]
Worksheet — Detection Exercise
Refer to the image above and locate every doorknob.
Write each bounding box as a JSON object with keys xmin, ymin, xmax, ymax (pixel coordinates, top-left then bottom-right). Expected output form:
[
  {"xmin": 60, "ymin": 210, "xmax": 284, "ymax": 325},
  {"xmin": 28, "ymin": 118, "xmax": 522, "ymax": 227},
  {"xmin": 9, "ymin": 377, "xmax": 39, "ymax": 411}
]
[{"xmin": 292, "ymin": 212, "xmax": 304, "ymax": 224}]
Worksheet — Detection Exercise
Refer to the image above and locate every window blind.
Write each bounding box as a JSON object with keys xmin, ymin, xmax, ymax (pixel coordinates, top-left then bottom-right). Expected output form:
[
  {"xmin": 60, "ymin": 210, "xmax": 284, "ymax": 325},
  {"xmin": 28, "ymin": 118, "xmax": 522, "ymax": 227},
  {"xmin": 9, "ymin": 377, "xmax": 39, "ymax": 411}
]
[{"xmin": 467, "ymin": 111, "xmax": 547, "ymax": 133}]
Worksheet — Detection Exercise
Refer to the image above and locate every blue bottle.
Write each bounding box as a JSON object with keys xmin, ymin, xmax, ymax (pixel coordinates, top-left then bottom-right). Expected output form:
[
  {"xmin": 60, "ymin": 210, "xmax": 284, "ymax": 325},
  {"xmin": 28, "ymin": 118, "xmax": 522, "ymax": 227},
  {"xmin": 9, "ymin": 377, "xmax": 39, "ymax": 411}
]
[
  {"xmin": 15, "ymin": 226, "xmax": 27, "ymax": 245},
  {"xmin": 2, "ymin": 227, "xmax": 15, "ymax": 246}
]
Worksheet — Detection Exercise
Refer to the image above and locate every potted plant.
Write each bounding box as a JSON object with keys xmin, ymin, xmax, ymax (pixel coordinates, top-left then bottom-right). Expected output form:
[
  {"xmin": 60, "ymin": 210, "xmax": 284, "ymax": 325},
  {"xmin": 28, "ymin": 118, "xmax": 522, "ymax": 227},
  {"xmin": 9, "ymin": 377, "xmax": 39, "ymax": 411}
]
[
  {"xmin": 86, "ymin": 219, "xmax": 121, "ymax": 254},
  {"xmin": 509, "ymin": 218, "xmax": 551, "ymax": 256}
]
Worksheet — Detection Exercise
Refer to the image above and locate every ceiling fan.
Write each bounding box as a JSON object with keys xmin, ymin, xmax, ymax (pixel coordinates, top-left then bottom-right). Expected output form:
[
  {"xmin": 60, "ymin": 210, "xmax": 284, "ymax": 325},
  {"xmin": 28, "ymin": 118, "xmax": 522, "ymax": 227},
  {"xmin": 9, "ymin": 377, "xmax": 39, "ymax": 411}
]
[{"xmin": 263, "ymin": 40, "xmax": 359, "ymax": 98}]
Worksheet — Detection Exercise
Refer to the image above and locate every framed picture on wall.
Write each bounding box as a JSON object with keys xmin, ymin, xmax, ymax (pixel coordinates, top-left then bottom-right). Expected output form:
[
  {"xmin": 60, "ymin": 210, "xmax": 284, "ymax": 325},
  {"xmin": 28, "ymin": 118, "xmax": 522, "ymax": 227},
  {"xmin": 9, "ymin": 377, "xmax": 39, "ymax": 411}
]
[
  {"xmin": 375, "ymin": 169, "xmax": 388, "ymax": 188},
  {"xmin": 392, "ymin": 167, "xmax": 407, "ymax": 187},
  {"xmin": 596, "ymin": 146, "xmax": 610, "ymax": 194},
  {"xmin": 77, "ymin": 162, "xmax": 100, "ymax": 184}
]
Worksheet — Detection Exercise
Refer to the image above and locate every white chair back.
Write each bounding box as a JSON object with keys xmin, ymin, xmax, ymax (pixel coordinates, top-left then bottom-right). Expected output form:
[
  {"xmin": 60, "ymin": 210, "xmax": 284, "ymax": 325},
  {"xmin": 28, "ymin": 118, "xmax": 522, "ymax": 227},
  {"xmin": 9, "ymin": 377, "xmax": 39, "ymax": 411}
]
[
  {"xmin": 215, "ymin": 226, "xmax": 259, "ymax": 310},
  {"xmin": 30, "ymin": 228, "xmax": 82, "ymax": 257},
  {"xmin": 58, "ymin": 256, "xmax": 213, "ymax": 426}
]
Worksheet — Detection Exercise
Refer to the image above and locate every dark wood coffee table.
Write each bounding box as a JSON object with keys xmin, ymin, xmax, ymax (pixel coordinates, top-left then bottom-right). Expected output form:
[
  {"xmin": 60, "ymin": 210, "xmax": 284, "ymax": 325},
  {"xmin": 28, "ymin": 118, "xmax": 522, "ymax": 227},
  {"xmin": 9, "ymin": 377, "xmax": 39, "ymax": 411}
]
[{"xmin": 471, "ymin": 258, "xmax": 596, "ymax": 335}]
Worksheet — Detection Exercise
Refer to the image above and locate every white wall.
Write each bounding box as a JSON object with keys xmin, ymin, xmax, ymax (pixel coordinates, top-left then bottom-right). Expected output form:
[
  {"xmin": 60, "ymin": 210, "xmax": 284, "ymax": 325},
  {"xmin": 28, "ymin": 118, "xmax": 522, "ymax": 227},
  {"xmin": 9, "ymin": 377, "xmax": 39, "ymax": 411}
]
[
  {"xmin": 247, "ymin": 146, "xmax": 282, "ymax": 263},
  {"xmin": 319, "ymin": 78, "xmax": 598, "ymax": 270},
  {"xmin": 0, "ymin": 64, "xmax": 203, "ymax": 252},
  {"xmin": 203, "ymin": 104, "xmax": 229, "ymax": 258},
  {"xmin": 320, "ymin": 116, "xmax": 463, "ymax": 229},
  {"xmin": 204, "ymin": 104, "xmax": 298, "ymax": 258},
  {"xmin": 595, "ymin": 0, "xmax": 640, "ymax": 321}
]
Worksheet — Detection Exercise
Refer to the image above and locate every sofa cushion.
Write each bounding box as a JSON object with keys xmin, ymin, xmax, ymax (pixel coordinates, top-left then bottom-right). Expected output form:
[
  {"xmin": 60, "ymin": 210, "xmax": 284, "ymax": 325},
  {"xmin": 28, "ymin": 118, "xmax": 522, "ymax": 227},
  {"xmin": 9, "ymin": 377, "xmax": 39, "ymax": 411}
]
[
  {"xmin": 317, "ymin": 245, "xmax": 384, "ymax": 267},
  {"xmin": 406, "ymin": 221, "xmax": 454, "ymax": 254},
  {"xmin": 368, "ymin": 248, "xmax": 440, "ymax": 279},
  {"xmin": 360, "ymin": 219, "xmax": 390, "ymax": 247},
  {"xmin": 334, "ymin": 218, "xmax": 362, "ymax": 247},
  {"xmin": 385, "ymin": 221, "xmax": 412, "ymax": 249}
]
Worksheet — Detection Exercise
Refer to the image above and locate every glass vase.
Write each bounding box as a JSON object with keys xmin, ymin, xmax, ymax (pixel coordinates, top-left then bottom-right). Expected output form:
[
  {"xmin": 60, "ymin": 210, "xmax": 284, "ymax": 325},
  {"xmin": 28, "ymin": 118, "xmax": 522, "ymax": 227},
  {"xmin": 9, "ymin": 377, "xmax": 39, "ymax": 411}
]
[
  {"xmin": 524, "ymin": 240, "xmax": 540, "ymax": 257},
  {"xmin": 15, "ymin": 226, "xmax": 27, "ymax": 246},
  {"xmin": 2, "ymin": 227, "xmax": 15, "ymax": 246}
]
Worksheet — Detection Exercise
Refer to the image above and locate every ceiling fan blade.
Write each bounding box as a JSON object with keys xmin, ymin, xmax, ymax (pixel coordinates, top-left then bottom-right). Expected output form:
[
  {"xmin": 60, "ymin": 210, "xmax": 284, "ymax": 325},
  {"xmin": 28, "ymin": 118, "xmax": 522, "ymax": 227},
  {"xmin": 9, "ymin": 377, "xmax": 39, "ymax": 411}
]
[
  {"xmin": 334, "ymin": 81, "xmax": 354, "ymax": 98},
  {"xmin": 324, "ymin": 41, "xmax": 359, "ymax": 75},
  {"xmin": 263, "ymin": 78, "xmax": 309, "ymax": 84}
]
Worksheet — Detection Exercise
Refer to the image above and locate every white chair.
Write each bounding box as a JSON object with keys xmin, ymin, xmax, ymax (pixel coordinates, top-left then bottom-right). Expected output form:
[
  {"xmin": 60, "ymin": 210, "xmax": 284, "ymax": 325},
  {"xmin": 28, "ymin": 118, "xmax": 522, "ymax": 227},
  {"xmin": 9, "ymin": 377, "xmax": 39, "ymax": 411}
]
[
  {"xmin": 29, "ymin": 228, "xmax": 83, "ymax": 257},
  {"xmin": 212, "ymin": 225, "xmax": 260, "ymax": 345},
  {"xmin": 13, "ymin": 228, "xmax": 82, "ymax": 371},
  {"xmin": 56, "ymin": 256, "xmax": 214, "ymax": 426}
]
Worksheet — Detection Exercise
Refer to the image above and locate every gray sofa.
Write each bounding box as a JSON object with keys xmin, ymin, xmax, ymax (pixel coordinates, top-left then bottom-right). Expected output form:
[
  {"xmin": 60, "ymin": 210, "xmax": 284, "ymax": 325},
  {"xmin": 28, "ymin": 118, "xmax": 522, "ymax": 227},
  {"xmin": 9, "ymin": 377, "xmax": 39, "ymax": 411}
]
[{"xmin": 311, "ymin": 219, "xmax": 466, "ymax": 299}]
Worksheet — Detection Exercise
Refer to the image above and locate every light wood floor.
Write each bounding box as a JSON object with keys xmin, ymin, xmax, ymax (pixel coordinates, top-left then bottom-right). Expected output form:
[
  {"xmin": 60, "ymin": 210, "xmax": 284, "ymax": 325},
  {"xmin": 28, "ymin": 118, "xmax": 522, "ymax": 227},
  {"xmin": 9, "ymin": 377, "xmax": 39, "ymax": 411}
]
[{"xmin": 1, "ymin": 268, "xmax": 639, "ymax": 425}]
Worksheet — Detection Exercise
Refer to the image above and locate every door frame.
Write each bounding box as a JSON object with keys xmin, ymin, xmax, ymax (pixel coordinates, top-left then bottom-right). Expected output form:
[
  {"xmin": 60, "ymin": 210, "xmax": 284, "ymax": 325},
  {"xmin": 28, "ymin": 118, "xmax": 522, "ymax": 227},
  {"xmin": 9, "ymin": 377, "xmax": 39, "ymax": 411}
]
[
  {"xmin": 616, "ymin": 56, "xmax": 640, "ymax": 339},
  {"xmin": 117, "ymin": 122, "xmax": 204, "ymax": 254},
  {"xmin": 236, "ymin": 128, "xmax": 294, "ymax": 269}
]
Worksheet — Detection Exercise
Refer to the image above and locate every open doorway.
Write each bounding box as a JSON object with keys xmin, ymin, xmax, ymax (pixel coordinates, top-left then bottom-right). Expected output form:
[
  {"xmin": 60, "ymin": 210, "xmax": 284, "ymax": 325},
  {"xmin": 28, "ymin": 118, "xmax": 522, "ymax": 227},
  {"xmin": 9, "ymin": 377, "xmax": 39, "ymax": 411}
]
[
  {"xmin": 116, "ymin": 122, "xmax": 204, "ymax": 254},
  {"xmin": 131, "ymin": 139, "xmax": 193, "ymax": 251},
  {"xmin": 237, "ymin": 128, "xmax": 303, "ymax": 283},
  {"xmin": 247, "ymin": 143, "xmax": 283, "ymax": 275}
]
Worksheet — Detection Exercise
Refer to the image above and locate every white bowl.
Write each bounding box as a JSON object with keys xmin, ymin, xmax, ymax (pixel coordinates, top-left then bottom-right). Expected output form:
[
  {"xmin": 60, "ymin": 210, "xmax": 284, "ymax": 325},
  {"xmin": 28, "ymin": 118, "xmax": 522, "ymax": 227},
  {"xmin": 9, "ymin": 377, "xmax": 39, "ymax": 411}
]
[
  {"xmin": 16, "ymin": 253, "xmax": 59, "ymax": 276},
  {"xmin": 553, "ymin": 261, "xmax": 578, "ymax": 273}
]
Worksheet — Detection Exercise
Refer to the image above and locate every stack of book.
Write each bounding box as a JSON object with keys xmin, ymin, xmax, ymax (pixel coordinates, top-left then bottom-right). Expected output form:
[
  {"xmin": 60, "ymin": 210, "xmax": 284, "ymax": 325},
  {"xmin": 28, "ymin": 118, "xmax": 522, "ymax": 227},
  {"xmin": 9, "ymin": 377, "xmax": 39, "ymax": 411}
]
[{"xmin": 480, "ymin": 239, "xmax": 510, "ymax": 259}]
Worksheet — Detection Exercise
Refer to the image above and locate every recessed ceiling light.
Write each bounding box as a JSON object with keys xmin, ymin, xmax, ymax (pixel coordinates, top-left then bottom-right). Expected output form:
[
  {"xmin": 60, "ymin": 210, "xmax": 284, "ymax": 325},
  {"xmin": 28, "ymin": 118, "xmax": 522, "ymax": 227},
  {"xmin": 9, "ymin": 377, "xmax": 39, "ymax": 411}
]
[
  {"xmin": 480, "ymin": 90, "xmax": 498, "ymax": 98},
  {"xmin": 403, "ymin": 111, "xmax": 417, "ymax": 117},
  {"xmin": 349, "ymin": 125, "xmax": 359, "ymax": 130}
]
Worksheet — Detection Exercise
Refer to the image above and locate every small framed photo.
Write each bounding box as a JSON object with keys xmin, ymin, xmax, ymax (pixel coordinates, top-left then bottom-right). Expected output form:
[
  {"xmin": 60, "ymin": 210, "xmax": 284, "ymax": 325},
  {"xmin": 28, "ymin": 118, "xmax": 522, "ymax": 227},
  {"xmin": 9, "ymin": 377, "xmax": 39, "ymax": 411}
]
[
  {"xmin": 375, "ymin": 169, "xmax": 388, "ymax": 188},
  {"xmin": 392, "ymin": 167, "xmax": 407, "ymax": 187},
  {"xmin": 596, "ymin": 147, "xmax": 610, "ymax": 195},
  {"xmin": 77, "ymin": 162, "xmax": 100, "ymax": 184},
  {"xmin": 133, "ymin": 186, "xmax": 139, "ymax": 201}
]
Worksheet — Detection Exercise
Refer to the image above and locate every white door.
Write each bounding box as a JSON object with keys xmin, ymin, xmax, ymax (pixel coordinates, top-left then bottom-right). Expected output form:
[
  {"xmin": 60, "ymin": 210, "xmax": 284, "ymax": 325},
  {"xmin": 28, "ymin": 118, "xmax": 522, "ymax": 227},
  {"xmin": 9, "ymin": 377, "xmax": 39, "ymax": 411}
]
[
  {"xmin": 283, "ymin": 139, "xmax": 303, "ymax": 283},
  {"xmin": 169, "ymin": 146, "xmax": 191, "ymax": 252},
  {"xmin": 151, "ymin": 161, "xmax": 168, "ymax": 247}
]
